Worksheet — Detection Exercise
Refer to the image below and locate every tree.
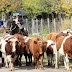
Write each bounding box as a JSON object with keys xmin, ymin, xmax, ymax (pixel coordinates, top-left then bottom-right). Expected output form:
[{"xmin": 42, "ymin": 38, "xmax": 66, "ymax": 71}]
[
  {"xmin": 0, "ymin": 0, "xmax": 22, "ymax": 20},
  {"xmin": 61, "ymin": 0, "xmax": 72, "ymax": 17}
]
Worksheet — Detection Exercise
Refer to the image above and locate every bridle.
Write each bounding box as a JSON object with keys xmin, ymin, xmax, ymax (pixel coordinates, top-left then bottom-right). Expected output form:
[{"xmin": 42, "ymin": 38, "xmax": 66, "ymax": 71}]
[{"xmin": 9, "ymin": 23, "xmax": 17, "ymax": 31}]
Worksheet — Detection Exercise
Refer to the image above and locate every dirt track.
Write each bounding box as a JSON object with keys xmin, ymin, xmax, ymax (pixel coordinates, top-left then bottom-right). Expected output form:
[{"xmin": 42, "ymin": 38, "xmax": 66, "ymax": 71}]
[{"xmin": 0, "ymin": 57, "xmax": 72, "ymax": 72}]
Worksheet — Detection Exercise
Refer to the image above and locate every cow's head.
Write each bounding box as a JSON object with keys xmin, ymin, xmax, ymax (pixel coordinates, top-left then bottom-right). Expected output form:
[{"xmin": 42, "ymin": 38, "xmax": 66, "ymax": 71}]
[
  {"xmin": 5, "ymin": 37, "xmax": 20, "ymax": 54},
  {"xmin": 24, "ymin": 39, "xmax": 31, "ymax": 54},
  {"xmin": 46, "ymin": 40, "xmax": 55, "ymax": 55}
]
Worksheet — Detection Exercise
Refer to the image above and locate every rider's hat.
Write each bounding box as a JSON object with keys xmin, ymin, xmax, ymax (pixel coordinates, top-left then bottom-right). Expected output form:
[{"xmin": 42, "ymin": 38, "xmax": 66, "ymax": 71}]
[{"xmin": 16, "ymin": 13, "xmax": 19, "ymax": 16}]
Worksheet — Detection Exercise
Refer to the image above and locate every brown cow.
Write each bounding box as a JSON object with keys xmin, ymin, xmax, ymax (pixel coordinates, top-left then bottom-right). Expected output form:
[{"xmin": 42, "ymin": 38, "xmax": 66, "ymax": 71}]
[
  {"xmin": 29, "ymin": 37, "xmax": 47, "ymax": 69},
  {"xmin": 13, "ymin": 34, "xmax": 25, "ymax": 66},
  {"xmin": 55, "ymin": 36, "xmax": 72, "ymax": 71},
  {"xmin": 46, "ymin": 32, "xmax": 59, "ymax": 42}
]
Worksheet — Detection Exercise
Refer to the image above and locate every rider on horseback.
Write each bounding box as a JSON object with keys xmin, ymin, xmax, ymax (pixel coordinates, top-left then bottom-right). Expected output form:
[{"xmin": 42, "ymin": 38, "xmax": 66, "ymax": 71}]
[
  {"xmin": 13, "ymin": 13, "xmax": 23, "ymax": 29},
  {"xmin": 13, "ymin": 13, "xmax": 28, "ymax": 36}
]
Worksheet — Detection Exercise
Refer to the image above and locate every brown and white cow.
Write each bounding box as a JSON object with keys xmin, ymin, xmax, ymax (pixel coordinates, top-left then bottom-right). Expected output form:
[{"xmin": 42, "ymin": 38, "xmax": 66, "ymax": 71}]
[
  {"xmin": 0, "ymin": 35, "xmax": 20, "ymax": 71},
  {"xmin": 29, "ymin": 37, "xmax": 47, "ymax": 69},
  {"xmin": 0, "ymin": 37, "xmax": 4, "ymax": 67},
  {"xmin": 46, "ymin": 40, "xmax": 55, "ymax": 66},
  {"xmin": 55, "ymin": 36, "xmax": 72, "ymax": 71}
]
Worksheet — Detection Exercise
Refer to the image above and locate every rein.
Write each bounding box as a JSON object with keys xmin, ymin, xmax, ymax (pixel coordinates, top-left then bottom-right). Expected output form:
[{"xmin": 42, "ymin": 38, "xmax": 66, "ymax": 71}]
[{"xmin": 9, "ymin": 23, "xmax": 17, "ymax": 31}]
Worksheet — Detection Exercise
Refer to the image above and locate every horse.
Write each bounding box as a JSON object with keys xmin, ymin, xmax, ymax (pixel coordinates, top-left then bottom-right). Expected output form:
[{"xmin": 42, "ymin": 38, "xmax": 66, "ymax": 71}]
[{"xmin": 6, "ymin": 20, "xmax": 28, "ymax": 36}]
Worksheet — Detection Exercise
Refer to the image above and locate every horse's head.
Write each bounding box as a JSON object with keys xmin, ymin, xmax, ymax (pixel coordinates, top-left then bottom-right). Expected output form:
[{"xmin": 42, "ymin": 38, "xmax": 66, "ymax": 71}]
[{"xmin": 6, "ymin": 20, "xmax": 16, "ymax": 34}]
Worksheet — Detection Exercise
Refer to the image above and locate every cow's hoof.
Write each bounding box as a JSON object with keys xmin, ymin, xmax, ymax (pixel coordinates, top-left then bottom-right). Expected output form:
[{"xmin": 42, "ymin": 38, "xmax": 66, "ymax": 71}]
[
  {"xmin": 67, "ymin": 68, "xmax": 71, "ymax": 71},
  {"xmin": 55, "ymin": 66, "xmax": 58, "ymax": 69},
  {"xmin": 35, "ymin": 66, "xmax": 38, "ymax": 69},
  {"xmin": 5, "ymin": 65, "xmax": 8, "ymax": 68},
  {"xmin": 33, "ymin": 63, "xmax": 35, "ymax": 66},
  {"xmin": 41, "ymin": 67, "xmax": 44, "ymax": 70},
  {"xmin": 10, "ymin": 68, "xmax": 15, "ymax": 71},
  {"xmin": 2, "ymin": 63, "xmax": 4, "ymax": 67}
]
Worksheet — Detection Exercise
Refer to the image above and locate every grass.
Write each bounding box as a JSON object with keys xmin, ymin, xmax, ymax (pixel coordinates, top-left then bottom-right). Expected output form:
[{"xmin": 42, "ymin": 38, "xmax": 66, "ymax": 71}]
[{"xmin": 29, "ymin": 33, "xmax": 47, "ymax": 41}]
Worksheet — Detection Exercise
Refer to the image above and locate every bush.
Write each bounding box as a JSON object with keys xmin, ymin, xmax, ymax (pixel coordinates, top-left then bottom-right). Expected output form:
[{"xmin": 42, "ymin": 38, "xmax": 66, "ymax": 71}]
[{"xmin": 62, "ymin": 18, "xmax": 71, "ymax": 30}]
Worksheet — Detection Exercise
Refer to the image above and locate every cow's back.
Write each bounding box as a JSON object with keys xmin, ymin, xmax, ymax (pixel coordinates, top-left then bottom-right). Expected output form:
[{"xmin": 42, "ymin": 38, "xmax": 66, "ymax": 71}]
[
  {"xmin": 14, "ymin": 34, "xmax": 25, "ymax": 54},
  {"xmin": 46, "ymin": 32, "xmax": 59, "ymax": 42},
  {"xmin": 56, "ymin": 36, "xmax": 65, "ymax": 51},
  {"xmin": 63, "ymin": 36, "xmax": 72, "ymax": 58}
]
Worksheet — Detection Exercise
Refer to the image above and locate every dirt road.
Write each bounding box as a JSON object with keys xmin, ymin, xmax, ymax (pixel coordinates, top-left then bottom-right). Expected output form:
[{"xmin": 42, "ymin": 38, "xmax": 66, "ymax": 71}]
[{"xmin": 0, "ymin": 58, "xmax": 72, "ymax": 72}]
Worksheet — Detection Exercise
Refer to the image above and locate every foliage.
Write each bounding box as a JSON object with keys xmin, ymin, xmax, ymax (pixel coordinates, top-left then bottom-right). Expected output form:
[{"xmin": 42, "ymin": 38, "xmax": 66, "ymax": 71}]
[
  {"xmin": 0, "ymin": 0, "xmax": 22, "ymax": 14},
  {"xmin": 59, "ymin": 18, "xmax": 71, "ymax": 30},
  {"xmin": 22, "ymin": 0, "xmax": 72, "ymax": 18},
  {"xmin": 61, "ymin": 0, "xmax": 72, "ymax": 16}
]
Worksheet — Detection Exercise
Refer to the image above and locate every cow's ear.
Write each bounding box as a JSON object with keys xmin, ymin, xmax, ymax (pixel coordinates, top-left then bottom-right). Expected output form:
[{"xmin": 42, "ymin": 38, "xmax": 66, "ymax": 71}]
[
  {"xmin": 6, "ymin": 40, "xmax": 8, "ymax": 43},
  {"xmin": 34, "ymin": 41, "xmax": 37, "ymax": 44},
  {"xmin": 44, "ymin": 42, "xmax": 47, "ymax": 46}
]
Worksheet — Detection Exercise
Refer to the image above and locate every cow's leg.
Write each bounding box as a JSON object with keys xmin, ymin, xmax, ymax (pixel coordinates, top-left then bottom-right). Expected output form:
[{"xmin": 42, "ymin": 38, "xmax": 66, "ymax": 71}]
[
  {"xmin": 5, "ymin": 57, "xmax": 8, "ymax": 68},
  {"xmin": 30, "ymin": 54, "xmax": 32, "ymax": 63},
  {"xmin": 25, "ymin": 55, "xmax": 28, "ymax": 66},
  {"xmin": 7, "ymin": 55, "xmax": 14, "ymax": 71},
  {"xmin": 40, "ymin": 54, "xmax": 44, "ymax": 70},
  {"xmin": 19, "ymin": 54, "xmax": 22, "ymax": 66},
  {"xmin": 55, "ymin": 51, "xmax": 58, "ymax": 69},
  {"xmin": 28, "ymin": 54, "xmax": 30, "ymax": 64},
  {"xmin": 35, "ymin": 59, "xmax": 39, "ymax": 69},
  {"xmin": 2, "ymin": 53, "xmax": 8, "ymax": 68},
  {"xmin": 2, "ymin": 58, "xmax": 4, "ymax": 67},
  {"xmin": 52, "ymin": 55, "xmax": 55, "ymax": 67},
  {"xmin": 64, "ymin": 54, "xmax": 70, "ymax": 71}
]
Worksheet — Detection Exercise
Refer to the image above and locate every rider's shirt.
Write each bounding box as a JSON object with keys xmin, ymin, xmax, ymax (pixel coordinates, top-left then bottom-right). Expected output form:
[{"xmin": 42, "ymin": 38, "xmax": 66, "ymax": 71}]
[{"xmin": 15, "ymin": 18, "xmax": 18, "ymax": 24}]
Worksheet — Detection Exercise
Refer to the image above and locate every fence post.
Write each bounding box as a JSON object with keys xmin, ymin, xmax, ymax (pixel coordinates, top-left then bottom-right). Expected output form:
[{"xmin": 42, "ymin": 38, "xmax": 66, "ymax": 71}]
[
  {"xmin": 71, "ymin": 16, "xmax": 72, "ymax": 30},
  {"xmin": 47, "ymin": 18, "xmax": 50, "ymax": 33},
  {"xmin": 32, "ymin": 19, "xmax": 34, "ymax": 34},
  {"xmin": 54, "ymin": 18, "xmax": 56, "ymax": 32},
  {"xmin": 36, "ymin": 19, "xmax": 38, "ymax": 33},
  {"xmin": 41, "ymin": 18, "xmax": 43, "ymax": 33},
  {"xmin": 26, "ymin": 18, "xmax": 28, "ymax": 31},
  {"xmin": 61, "ymin": 18, "xmax": 63, "ymax": 27}
]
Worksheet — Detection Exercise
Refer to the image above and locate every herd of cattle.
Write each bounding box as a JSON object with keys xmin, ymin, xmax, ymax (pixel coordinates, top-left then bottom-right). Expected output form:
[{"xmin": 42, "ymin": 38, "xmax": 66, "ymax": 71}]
[{"xmin": 0, "ymin": 29, "xmax": 72, "ymax": 71}]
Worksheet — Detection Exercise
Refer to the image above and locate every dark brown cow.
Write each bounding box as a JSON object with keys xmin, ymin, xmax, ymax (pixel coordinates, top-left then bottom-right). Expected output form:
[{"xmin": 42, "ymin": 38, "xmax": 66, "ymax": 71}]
[
  {"xmin": 29, "ymin": 37, "xmax": 47, "ymax": 69},
  {"xmin": 55, "ymin": 36, "xmax": 72, "ymax": 71},
  {"xmin": 23, "ymin": 36, "xmax": 32, "ymax": 65},
  {"xmin": 0, "ymin": 35, "xmax": 20, "ymax": 71},
  {"xmin": 13, "ymin": 34, "xmax": 31, "ymax": 66},
  {"xmin": 13, "ymin": 34, "xmax": 25, "ymax": 66}
]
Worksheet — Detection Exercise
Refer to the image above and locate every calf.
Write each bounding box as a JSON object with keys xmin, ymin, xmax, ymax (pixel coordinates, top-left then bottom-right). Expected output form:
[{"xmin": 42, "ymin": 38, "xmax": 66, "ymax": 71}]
[
  {"xmin": 23, "ymin": 36, "xmax": 32, "ymax": 65},
  {"xmin": 0, "ymin": 35, "xmax": 20, "ymax": 71},
  {"xmin": 13, "ymin": 34, "xmax": 25, "ymax": 66},
  {"xmin": 55, "ymin": 36, "xmax": 72, "ymax": 71},
  {"xmin": 29, "ymin": 37, "xmax": 47, "ymax": 69},
  {"xmin": 46, "ymin": 40, "xmax": 55, "ymax": 66}
]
